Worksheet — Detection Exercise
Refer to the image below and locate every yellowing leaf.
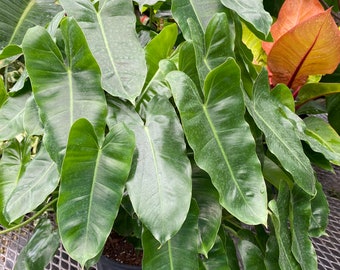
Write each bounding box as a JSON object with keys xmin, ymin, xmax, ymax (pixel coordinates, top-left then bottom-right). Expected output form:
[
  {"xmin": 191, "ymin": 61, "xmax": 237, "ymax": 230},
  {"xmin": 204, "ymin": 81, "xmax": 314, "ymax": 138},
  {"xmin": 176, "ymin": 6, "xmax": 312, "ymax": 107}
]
[{"xmin": 267, "ymin": 10, "xmax": 340, "ymax": 90}]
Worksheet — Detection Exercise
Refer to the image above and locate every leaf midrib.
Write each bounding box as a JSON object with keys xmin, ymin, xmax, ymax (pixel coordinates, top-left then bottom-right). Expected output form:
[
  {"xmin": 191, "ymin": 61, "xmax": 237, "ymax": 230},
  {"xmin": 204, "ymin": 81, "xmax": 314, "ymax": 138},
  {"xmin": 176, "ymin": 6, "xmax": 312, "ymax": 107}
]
[{"xmin": 8, "ymin": 0, "xmax": 36, "ymax": 45}]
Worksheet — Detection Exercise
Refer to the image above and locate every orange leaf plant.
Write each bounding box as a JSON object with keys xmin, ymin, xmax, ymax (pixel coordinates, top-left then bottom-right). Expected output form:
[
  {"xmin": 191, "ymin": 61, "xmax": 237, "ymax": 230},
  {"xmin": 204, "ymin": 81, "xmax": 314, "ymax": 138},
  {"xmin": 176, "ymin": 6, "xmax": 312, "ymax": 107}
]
[{"xmin": 263, "ymin": 0, "xmax": 340, "ymax": 97}]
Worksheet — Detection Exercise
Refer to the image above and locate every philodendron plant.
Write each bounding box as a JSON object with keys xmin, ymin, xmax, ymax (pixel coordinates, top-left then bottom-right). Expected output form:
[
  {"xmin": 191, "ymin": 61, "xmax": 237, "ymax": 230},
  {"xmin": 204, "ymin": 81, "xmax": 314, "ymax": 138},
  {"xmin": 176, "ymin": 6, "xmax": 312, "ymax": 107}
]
[{"xmin": 1, "ymin": 0, "xmax": 340, "ymax": 269}]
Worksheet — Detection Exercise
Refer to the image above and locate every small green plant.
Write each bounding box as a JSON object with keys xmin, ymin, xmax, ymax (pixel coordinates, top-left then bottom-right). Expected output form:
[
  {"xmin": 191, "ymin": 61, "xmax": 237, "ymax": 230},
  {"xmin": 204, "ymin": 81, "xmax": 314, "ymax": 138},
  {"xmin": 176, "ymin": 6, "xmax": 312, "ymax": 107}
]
[{"xmin": 1, "ymin": 0, "xmax": 340, "ymax": 269}]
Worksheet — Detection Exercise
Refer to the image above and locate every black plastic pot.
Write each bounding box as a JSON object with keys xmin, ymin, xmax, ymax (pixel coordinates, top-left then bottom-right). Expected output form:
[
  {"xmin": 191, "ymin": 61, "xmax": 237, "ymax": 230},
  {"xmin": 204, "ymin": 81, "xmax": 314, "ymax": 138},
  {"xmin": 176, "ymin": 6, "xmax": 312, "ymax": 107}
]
[{"xmin": 97, "ymin": 256, "xmax": 142, "ymax": 270}]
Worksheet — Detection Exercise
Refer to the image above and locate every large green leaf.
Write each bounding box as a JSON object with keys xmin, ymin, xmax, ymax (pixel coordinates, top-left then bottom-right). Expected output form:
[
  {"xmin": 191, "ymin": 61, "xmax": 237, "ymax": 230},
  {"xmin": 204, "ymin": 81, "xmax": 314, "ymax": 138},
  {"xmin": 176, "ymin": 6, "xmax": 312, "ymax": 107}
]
[
  {"xmin": 192, "ymin": 166, "xmax": 222, "ymax": 257},
  {"xmin": 107, "ymin": 96, "xmax": 192, "ymax": 244},
  {"xmin": 268, "ymin": 183, "xmax": 299, "ymax": 270},
  {"xmin": 167, "ymin": 59, "xmax": 267, "ymax": 225},
  {"xmin": 220, "ymin": 0, "xmax": 272, "ymax": 38},
  {"xmin": 4, "ymin": 146, "xmax": 58, "ymax": 223},
  {"xmin": 188, "ymin": 12, "xmax": 235, "ymax": 87},
  {"xmin": 309, "ymin": 181, "xmax": 329, "ymax": 237},
  {"xmin": 142, "ymin": 201, "xmax": 199, "ymax": 270},
  {"xmin": 57, "ymin": 119, "xmax": 135, "ymax": 267},
  {"xmin": 0, "ymin": 138, "xmax": 31, "ymax": 227},
  {"xmin": 0, "ymin": 92, "xmax": 30, "ymax": 141},
  {"xmin": 178, "ymin": 41, "xmax": 200, "ymax": 89},
  {"xmin": 0, "ymin": 0, "xmax": 61, "ymax": 49},
  {"xmin": 22, "ymin": 18, "xmax": 107, "ymax": 167},
  {"xmin": 60, "ymin": 0, "xmax": 147, "ymax": 104},
  {"xmin": 23, "ymin": 95, "xmax": 44, "ymax": 136},
  {"xmin": 14, "ymin": 218, "xmax": 59, "ymax": 270},
  {"xmin": 171, "ymin": 0, "xmax": 226, "ymax": 40},
  {"xmin": 245, "ymin": 69, "xmax": 315, "ymax": 195},
  {"xmin": 290, "ymin": 185, "xmax": 317, "ymax": 270}
]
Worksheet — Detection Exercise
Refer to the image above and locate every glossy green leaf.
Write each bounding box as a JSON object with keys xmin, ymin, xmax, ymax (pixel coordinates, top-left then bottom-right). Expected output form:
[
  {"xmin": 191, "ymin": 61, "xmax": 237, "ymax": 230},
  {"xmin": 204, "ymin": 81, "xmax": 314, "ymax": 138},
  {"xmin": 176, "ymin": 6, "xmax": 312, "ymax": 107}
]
[
  {"xmin": 144, "ymin": 23, "xmax": 178, "ymax": 86},
  {"xmin": 23, "ymin": 96, "xmax": 44, "ymax": 136},
  {"xmin": 0, "ymin": 92, "xmax": 30, "ymax": 141},
  {"xmin": 297, "ymin": 83, "xmax": 340, "ymax": 106},
  {"xmin": 14, "ymin": 218, "xmax": 59, "ymax": 270},
  {"xmin": 303, "ymin": 116, "xmax": 340, "ymax": 165},
  {"xmin": 192, "ymin": 166, "xmax": 222, "ymax": 257},
  {"xmin": 22, "ymin": 18, "xmax": 107, "ymax": 167},
  {"xmin": 262, "ymin": 156, "xmax": 293, "ymax": 190},
  {"xmin": 309, "ymin": 181, "xmax": 329, "ymax": 237},
  {"xmin": 327, "ymin": 93, "xmax": 340, "ymax": 134},
  {"xmin": 108, "ymin": 96, "xmax": 192, "ymax": 244},
  {"xmin": 220, "ymin": 0, "xmax": 272, "ymax": 38},
  {"xmin": 142, "ymin": 201, "xmax": 199, "ymax": 270},
  {"xmin": 5, "ymin": 146, "xmax": 58, "ymax": 223},
  {"xmin": 0, "ymin": 0, "xmax": 61, "ymax": 49},
  {"xmin": 290, "ymin": 185, "xmax": 317, "ymax": 270},
  {"xmin": 245, "ymin": 69, "xmax": 315, "ymax": 195},
  {"xmin": 271, "ymin": 84, "xmax": 295, "ymax": 112},
  {"xmin": 264, "ymin": 235, "xmax": 280, "ymax": 270},
  {"xmin": 188, "ymin": 12, "xmax": 235, "ymax": 87},
  {"xmin": 200, "ymin": 232, "xmax": 230, "ymax": 270},
  {"xmin": 0, "ymin": 138, "xmax": 31, "ymax": 227},
  {"xmin": 268, "ymin": 182, "xmax": 299, "ymax": 270},
  {"xmin": 0, "ymin": 77, "xmax": 6, "ymax": 106},
  {"xmin": 136, "ymin": 59, "xmax": 176, "ymax": 118},
  {"xmin": 57, "ymin": 119, "xmax": 135, "ymax": 266},
  {"xmin": 238, "ymin": 239, "xmax": 266, "ymax": 270},
  {"xmin": 178, "ymin": 41, "xmax": 200, "ymax": 90},
  {"xmin": 0, "ymin": 45, "xmax": 22, "ymax": 60},
  {"xmin": 171, "ymin": 0, "xmax": 226, "ymax": 40},
  {"xmin": 60, "ymin": 0, "xmax": 147, "ymax": 103},
  {"xmin": 167, "ymin": 59, "xmax": 267, "ymax": 225}
]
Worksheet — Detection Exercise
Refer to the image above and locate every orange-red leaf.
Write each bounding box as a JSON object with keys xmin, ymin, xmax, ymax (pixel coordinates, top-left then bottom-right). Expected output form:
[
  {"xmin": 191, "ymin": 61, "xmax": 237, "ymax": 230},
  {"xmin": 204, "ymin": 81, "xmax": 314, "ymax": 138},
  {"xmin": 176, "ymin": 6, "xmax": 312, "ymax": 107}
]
[
  {"xmin": 267, "ymin": 9, "xmax": 340, "ymax": 90},
  {"xmin": 262, "ymin": 0, "xmax": 324, "ymax": 54}
]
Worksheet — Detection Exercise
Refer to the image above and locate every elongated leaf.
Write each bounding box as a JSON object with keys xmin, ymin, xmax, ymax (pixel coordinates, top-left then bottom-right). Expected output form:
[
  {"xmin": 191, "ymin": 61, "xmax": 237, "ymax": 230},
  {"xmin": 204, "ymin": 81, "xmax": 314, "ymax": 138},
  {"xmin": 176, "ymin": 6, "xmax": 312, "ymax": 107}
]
[
  {"xmin": 0, "ymin": 0, "xmax": 61, "ymax": 49},
  {"xmin": 327, "ymin": 93, "xmax": 340, "ymax": 134},
  {"xmin": 23, "ymin": 95, "xmax": 44, "ymax": 136},
  {"xmin": 0, "ymin": 92, "xmax": 30, "ymax": 140},
  {"xmin": 200, "ymin": 233, "xmax": 230, "ymax": 270},
  {"xmin": 264, "ymin": 235, "xmax": 280, "ymax": 270},
  {"xmin": 178, "ymin": 41, "xmax": 200, "ymax": 89},
  {"xmin": 303, "ymin": 116, "xmax": 340, "ymax": 165},
  {"xmin": 142, "ymin": 201, "xmax": 199, "ymax": 270},
  {"xmin": 60, "ymin": 0, "xmax": 146, "ymax": 103},
  {"xmin": 107, "ymin": 96, "xmax": 192, "ymax": 244},
  {"xmin": 57, "ymin": 119, "xmax": 135, "ymax": 266},
  {"xmin": 220, "ymin": 0, "xmax": 272, "ymax": 38},
  {"xmin": 238, "ymin": 239, "xmax": 266, "ymax": 270},
  {"xmin": 14, "ymin": 218, "xmax": 59, "ymax": 270},
  {"xmin": 0, "ymin": 77, "xmax": 6, "ymax": 106},
  {"xmin": 245, "ymin": 69, "xmax": 315, "ymax": 195},
  {"xmin": 268, "ymin": 183, "xmax": 300, "ymax": 270},
  {"xmin": 192, "ymin": 166, "xmax": 222, "ymax": 257},
  {"xmin": 0, "ymin": 45, "xmax": 22, "ymax": 60},
  {"xmin": 167, "ymin": 60, "xmax": 267, "ymax": 225},
  {"xmin": 22, "ymin": 18, "xmax": 107, "ymax": 167},
  {"xmin": 188, "ymin": 12, "xmax": 235, "ymax": 87},
  {"xmin": 171, "ymin": 0, "xmax": 226, "ymax": 40},
  {"xmin": 0, "ymin": 138, "xmax": 31, "ymax": 227},
  {"xmin": 5, "ymin": 146, "xmax": 58, "ymax": 223},
  {"xmin": 290, "ymin": 185, "xmax": 317, "ymax": 270},
  {"xmin": 144, "ymin": 23, "xmax": 178, "ymax": 86},
  {"xmin": 268, "ymin": 10, "xmax": 340, "ymax": 90},
  {"xmin": 309, "ymin": 181, "xmax": 329, "ymax": 237},
  {"xmin": 297, "ymin": 83, "xmax": 340, "ymax": 106}
]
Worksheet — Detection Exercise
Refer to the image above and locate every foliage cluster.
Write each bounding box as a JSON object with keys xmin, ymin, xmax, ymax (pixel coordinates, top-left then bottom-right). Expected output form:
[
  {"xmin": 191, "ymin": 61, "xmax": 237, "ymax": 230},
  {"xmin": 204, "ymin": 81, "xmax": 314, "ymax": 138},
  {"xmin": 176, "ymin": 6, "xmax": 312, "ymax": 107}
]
[{"xmin": 0, "ymin": 0, "xmax": 340, "ymax": 269}]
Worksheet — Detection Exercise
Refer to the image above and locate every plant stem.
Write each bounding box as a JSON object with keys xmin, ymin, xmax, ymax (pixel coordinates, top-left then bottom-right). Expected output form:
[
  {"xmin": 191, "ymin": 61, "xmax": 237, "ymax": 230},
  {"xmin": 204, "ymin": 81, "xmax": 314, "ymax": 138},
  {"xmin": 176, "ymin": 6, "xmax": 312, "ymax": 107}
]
[{"xmin": 0, "ymin": 198, "xmax": 57, "ymax": 235}]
